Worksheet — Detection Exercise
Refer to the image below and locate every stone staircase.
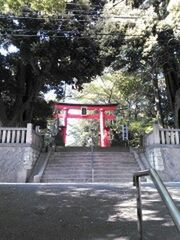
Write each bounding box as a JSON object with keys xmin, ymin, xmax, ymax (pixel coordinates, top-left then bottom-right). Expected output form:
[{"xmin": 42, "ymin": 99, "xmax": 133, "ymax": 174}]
[{"xmin": 41, "ymin": 147, "xmax": 140, "ymax": 183}]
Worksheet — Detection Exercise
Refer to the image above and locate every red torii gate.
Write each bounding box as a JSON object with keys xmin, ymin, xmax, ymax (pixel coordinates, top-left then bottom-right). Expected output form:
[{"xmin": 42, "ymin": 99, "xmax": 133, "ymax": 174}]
[{"xmin": 53, "ymin": 103, "xmax": 118, "ymax": 147}]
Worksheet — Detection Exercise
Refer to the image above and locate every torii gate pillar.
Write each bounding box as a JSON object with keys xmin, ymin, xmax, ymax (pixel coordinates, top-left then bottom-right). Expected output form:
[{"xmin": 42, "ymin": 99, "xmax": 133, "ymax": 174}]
[
  {"xmin": 62, "ymin": 108, "xmax": 68, "ymax": 144},
  {"xmin": 100, "ymin": 109, "xmax": 106, "ymax": 147}
]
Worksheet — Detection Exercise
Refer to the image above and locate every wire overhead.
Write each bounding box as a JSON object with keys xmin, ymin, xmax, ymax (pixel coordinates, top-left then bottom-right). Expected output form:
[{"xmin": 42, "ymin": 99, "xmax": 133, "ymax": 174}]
[
  {"xmin": 0, "ymin": 33, "xmax": 145, "ymax": 39},
  {"xmin": 0, "ymin": 14, "xmax": 139, "ymax": 21},
  {"xmin": 0, "ymin": 3, "xmax": 160, "ymax": 40}
]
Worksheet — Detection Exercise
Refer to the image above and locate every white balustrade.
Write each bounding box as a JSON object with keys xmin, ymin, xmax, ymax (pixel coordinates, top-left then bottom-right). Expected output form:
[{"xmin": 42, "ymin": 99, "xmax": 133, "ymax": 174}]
[
  {"xmin": 144, "ymin": 124, "xmax": 180, "ymax": 146},
  {"xmin": 0, "ymin": 127, "xmax": 27, "ymax": 144},
  {"xmin": 0, "ymin": 123, "xmax": 42, "ymax": 149},
  {"xmin": 159, "ymin": 128, "xmax": 180, "ymax": 145}
]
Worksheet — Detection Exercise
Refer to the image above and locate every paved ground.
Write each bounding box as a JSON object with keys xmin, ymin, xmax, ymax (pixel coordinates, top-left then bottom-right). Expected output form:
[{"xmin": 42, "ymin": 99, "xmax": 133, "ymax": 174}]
[{"xmin": 0, "ymin": 183, "xmax": 179, "ymax": 240}]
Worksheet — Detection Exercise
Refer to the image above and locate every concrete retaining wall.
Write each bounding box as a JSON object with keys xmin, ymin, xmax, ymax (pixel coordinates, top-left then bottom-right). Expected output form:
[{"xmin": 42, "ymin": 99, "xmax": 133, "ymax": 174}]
[
  {"xmin": 0, "ymin": 144, "xmax": 40, "ymax": 182},
  {"xmin": 145, "ymin": 145, "xmax": 180, "ymax": 181}
]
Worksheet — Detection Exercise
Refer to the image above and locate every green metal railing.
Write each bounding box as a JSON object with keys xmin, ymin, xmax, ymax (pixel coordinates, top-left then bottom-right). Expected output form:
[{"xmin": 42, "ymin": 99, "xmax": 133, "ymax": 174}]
[
  {"xmin": 133, "ymin": 168, "xmax": 180, "ymax": 240},
  {"xmin": 89, "ymin": 138, "xmax": 94, "ymax": 182}
]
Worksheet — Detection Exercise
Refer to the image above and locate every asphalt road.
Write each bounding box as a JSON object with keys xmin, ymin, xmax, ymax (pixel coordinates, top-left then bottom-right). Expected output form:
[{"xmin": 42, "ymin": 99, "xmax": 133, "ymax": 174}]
[{"xmin": 0, "ymin": 183, "xmax": 179, "ymax": 240}]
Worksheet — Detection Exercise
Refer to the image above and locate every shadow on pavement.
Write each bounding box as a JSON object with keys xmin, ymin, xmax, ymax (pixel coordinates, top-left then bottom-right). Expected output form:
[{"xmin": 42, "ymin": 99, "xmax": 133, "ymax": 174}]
[{"xmin": 0, "ymin": 184, "xmax": 179, "ymax": 240}]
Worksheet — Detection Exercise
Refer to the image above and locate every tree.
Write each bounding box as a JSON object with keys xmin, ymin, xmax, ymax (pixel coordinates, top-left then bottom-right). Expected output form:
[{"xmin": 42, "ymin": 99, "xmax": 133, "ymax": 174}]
[
  {"xmin": 0, "ymin": 0, "xmax": 105, "ymax": 126},
  {"xmin": 96, "ymin": 0, "xmax": 180, "ymax": 127}
]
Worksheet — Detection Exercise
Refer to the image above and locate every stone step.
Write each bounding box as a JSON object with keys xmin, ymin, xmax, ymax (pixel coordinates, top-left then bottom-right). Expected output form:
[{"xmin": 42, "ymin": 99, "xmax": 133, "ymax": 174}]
[
  {"xmin": 47, "ymin": 163, "xmax": 92, "ymax": 167},
  {"xmin": 51, "ymin": 158, "xmax": 134, "ymax": 162},
  {"xmin": 52, "ymin": 154, "xmax": 134, "ymax": 159},
  {"xmin": 41, "ymin": 178, "xmax": 132, "ymax": 183},
  {"xmin": 93, "ymin": 178, "xmax": 133, "ymax": 182},
  {"xmin": 55, "ymin": 147, "xmax": 91, "ymax": 152},
  {"xmin": 51, "ymin": 154, "xmax": 91, "ymax": 158},
  {"xmin": 50, "ymin": 156, "xmax": 134, "ymax": 162},
  {"xmin": 44, "ymin": 170, "xmax": 91, "ymax": 174},
  {"xmin": 53, "ymin": 153, "xmax": 133, "ymax": 157},
  {"xmin": 49, "ymin": 158, "xmax": 91, "ymax": 161},
  {"xmin": 94, "ymin": 169, "xmax": 139, "ymax": 173},
  {"xmin": 42, "ymin": 174, "xmax": 92, "ymax": 179},
  {"xmin": 93, "ymin": 154, "xmax": 133, "ymax": 157},
  {"xmin": 46, "ymin": 163, "xmax": 138, "ymax": 167},
  {"xmin": 45, "ymin": 166, "xmax": 138, "ymax": 171},
  {"xmin": 93, "ymin": 164, "xmax": 138, "ymax": 168},
  {"xmin": 55, "ymin": 146, "xmax": 129, "ymax": 152},
  {"xmin": 93, "ymin": 157, "xmax": 134, "ymax": 162},
  {"xmin": 94, "ymin": 173, "xmax": 133, "ymax": 179},
  {"xmin": 49, "ymin": 162, "xmax": 136, "ymax": 167},
  {"xmin": 50, "ymin": 158, "xmax": 91, "ymax": 161},
  {"xmin": 43, "ymin": 171, "xmax": 135, "ymax": 177},
  {"xmin": 53, "ymin": 152, "xmax": 91, "ymax": 156},
  {"xmin": 42, "ymin": 179, "xmax": 92, "ymax": 182},
  {"xmin": 94, "ymin": 161, "xmax": 135, "ymax": 164},
  {"xmin": 43, "ymin": 174, "xmax": 92, "ymax": 179},
  {"xmin": 43, "ymin": 172, "xmax": 134, "ymax": 178},
  {"xmin": 49, "ymin": 157, "xmax": 136, "ymax": 162},
  {"xmin": 53, "ymin": 153, "xmax": 133, "ymax": 158}
]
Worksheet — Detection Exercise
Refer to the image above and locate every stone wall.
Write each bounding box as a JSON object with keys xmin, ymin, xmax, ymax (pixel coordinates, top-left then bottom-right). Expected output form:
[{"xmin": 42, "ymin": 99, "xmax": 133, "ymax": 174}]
[
  {"xmin": 145, "ymin": 145, "xmax": 180, "ymax": 181},
  {"xmin": 0, "ymin": 144, "xmax": 40, "ymax": 182}
]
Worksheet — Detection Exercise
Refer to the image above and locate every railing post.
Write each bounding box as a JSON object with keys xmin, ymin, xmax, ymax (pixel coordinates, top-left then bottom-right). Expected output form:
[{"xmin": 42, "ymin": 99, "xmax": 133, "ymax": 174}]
[
  {"xmin": 91, "ymin": 143, "xmax": 94, "ymax": 182},
  {"xmin": 35, "ymin": 126, "xmax": 40, "ymax": 133},
  {"xmin": 134, "ymin": 176, "xmax": 143, "ymax": 240},
  {"xmin": 153, "ymin": 124, "xmax": 160, "ymax": 144},
  {"xmin": 26, "ymin": 123, "xmax": 33, "ymax": 144}
]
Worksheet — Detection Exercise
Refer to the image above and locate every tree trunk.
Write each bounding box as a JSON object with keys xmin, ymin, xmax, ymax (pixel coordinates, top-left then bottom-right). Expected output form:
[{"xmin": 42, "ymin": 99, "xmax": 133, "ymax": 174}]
[
  {"xmin": 8, "ymin": 63, "xmax": 41, "ymax": 126},
  {"xmin": 152, "ymin": 69, "xmax": 164, "ymax": 127},
  {"xmin": 0, "ymin": 98, "xmax": 8, "ymax": 126}
]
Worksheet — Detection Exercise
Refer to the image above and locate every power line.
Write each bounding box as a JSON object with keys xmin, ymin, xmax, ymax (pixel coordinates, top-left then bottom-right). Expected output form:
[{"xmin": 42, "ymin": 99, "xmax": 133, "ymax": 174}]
[
  {"xmin": 0, "ymin": 32, "xmax": 145, "ymax": 38},
  {"xmin": 0, "ymin": 28, "xmax": 146, "ymax": 37},
  {"xmin": 0, "ymin": 33, "xmax": 94, "ymax": 39},
  {"xmin": 0, "ymin": 14, "xmax": 140, "ymax": 21},
  {"xmin": 0, "ymin": 16, "xmax": 92, "ymax": 23},
  {"xmin": 1, "ymin": 28, "xmax": 144, "ymax": 35}
]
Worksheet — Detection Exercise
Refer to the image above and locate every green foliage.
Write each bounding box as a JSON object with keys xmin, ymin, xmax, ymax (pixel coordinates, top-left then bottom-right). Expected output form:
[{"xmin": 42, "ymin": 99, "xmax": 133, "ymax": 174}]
[
  {"xmin": 0, "ymin": 0, "xmax": 66, "ymax": 15},
  {"xmin": 31, "ymin": 96, "xmax": 53, "ymax": 129},
  {"xmin": 129, "ymin": 120, "xmax": 153, "ymax": 147},
  {"xmin": 68, "ymin": 119, "xmax": 99, "ymax": 146},
  {"xmin": 71, "ymin": 70, "xmax": 155, "ymax": 146}
]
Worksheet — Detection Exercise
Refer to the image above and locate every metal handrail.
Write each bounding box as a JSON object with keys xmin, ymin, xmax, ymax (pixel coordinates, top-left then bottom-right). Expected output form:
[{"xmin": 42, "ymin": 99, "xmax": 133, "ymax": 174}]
[
  {"xmin": 133, "ymin": 168, "xmax": 180, "ymax": 240},
  {"xmin": 90, "ymin": 141, "xmax": 94, "ymax": 182}
]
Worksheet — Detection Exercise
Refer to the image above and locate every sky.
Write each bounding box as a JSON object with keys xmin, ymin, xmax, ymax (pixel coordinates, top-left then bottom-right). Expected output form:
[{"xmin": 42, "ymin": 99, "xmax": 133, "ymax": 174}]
[{"xmin": 0, "ymin": 45, "xmax": 18, "ymax": 56}]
